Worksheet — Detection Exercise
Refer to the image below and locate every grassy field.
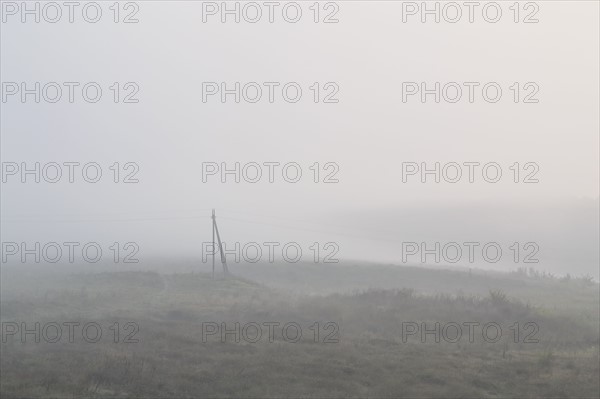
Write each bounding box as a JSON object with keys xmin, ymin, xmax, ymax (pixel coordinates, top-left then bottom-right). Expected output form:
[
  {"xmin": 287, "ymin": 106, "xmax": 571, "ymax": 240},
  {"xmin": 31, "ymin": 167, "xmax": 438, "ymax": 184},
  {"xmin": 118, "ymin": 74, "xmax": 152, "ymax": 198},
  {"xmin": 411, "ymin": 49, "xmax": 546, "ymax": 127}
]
[{"xmin": 1, "ymin": 263, "xmax": 598, "ymax": 398}]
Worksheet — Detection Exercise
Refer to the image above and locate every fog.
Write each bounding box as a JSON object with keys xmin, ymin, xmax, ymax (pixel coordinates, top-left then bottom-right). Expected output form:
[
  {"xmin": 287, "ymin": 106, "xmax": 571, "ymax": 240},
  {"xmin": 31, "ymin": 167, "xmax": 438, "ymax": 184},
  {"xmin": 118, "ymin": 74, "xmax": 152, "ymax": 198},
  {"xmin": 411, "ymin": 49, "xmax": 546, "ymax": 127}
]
[
  {"xmin": 2, "ymin": 2, "xmax": 598, "ymax": 279},
  {"xmin": 1, "ymin": 2, "xmax": 599, "ymax": 397}
]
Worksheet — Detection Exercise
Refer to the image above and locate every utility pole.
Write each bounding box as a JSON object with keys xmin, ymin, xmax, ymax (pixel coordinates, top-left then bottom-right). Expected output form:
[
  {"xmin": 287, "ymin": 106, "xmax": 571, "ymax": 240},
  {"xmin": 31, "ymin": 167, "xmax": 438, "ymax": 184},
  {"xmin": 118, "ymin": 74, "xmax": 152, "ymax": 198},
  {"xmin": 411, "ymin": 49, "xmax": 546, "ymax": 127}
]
[
  {"xmin": 212, "ymin": 210, "xmax": 215, "ymax": 280},
  {"xmin": 211, "ymin": 209, "xmax": 230, "ymax": 278}
]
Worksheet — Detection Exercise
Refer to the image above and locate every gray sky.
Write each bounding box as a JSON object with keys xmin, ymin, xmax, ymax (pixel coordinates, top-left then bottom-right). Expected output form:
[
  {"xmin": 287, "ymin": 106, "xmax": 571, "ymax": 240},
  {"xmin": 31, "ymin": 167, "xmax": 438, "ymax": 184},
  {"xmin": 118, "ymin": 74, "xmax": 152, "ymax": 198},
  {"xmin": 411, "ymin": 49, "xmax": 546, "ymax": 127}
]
[{"xmin": 1, "ymin": 1, "xmax": 598, "ymax": 277}]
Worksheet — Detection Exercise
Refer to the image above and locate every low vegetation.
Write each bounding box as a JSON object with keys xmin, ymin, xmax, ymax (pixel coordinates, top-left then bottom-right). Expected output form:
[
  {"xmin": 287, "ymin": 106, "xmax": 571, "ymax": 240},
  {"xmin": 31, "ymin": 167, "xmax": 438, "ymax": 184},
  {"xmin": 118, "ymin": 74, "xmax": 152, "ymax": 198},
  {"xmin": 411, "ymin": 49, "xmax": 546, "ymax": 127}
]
[{"xmin": 1, "ymin": 263, "xmax": 598, "ymax": 398}]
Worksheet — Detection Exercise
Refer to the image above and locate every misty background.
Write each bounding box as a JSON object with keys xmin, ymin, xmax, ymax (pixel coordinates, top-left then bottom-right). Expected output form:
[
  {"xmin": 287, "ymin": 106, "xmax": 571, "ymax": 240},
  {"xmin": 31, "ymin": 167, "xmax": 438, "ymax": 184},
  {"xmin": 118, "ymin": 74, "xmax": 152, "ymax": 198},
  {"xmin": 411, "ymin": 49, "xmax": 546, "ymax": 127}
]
[{"xmin": 1, "ymin": 1, "xmax": 598, "ymax": 278}]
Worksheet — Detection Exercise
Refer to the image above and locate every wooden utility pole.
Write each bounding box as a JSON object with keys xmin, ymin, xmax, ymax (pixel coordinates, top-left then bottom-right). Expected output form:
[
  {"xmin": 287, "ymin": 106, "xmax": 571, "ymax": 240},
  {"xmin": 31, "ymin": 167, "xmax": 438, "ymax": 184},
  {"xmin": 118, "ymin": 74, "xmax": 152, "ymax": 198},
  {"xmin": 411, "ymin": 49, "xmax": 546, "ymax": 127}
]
[
  {"xmin": 211, "ymin": 209, "xmax": 230, "ymax": 278},
  {"xmin": 212, "ymin": 210, "xmax": 215, "ymax": 279}
]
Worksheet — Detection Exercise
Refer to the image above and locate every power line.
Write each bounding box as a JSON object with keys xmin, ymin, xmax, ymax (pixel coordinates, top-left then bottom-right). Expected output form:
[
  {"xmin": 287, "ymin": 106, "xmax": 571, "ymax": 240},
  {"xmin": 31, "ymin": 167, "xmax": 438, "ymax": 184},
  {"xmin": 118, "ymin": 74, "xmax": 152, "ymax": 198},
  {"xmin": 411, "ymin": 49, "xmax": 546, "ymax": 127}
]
[
  {"xmin": 1, "ymin": 209, "xmax": 404, "ymax": 243},
  {"xmin": 2, "ymin": 215, "xmax": 211, "ymax": 223}
]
